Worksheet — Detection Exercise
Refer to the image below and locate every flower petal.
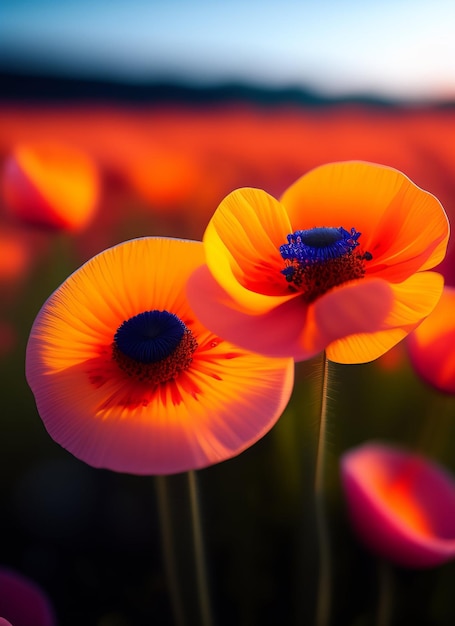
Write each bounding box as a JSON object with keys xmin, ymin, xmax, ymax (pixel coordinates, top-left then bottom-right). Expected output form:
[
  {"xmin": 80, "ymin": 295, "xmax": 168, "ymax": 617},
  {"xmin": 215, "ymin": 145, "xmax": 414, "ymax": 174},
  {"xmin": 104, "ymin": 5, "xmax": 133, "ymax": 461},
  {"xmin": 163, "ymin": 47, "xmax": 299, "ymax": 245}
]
[
  {"xmin": 281, "ymin": 161, "xmax": 407, "ymax": 247},
  {"xmin": 189, "ymin": 267, "xmax": 395, "ymax": 362},
  {"xmin": 187, "ymin": 264, "xmax": 314, "ymax": 359},
  {"xmin": 1, "ymin": 142, "xmax": 100, "ymax": 232},
  {"xmin": 280, "ymin": 161, "xmax": 449, "ymax": 282},
  {"xmin": 327, "ymin": 272, "xmax": 444, "ymax": 363},
  {"xmin": 26, "ymin": 237, "xmax": 294, "ymax": 474},
  {"xmin": 204, "ymin": 187, "xmax": 295, "ymax": 313},
  {"xmin": 0, "ymin": 567, "xmax": 56, "ymax": 626},
  {"xmin": 302, "ymin": 278, "xmax": 394, "ymax": 361},
  {"xmin": 407, "ymin": 286, "xmax": 455, "ymax": 394},
  {"xmin": 341, "ymin": 442, "xmax": 455, "ymax": 568}
]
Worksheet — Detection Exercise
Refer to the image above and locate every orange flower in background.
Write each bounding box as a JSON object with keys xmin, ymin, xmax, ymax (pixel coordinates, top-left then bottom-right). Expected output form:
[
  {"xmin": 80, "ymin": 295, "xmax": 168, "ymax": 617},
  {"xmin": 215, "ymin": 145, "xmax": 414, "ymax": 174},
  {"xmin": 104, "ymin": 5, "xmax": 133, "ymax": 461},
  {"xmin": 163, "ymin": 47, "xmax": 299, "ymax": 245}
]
[
  {"xmin": 341, "ymin": 442, "xmax": 455, "ymax": 568},
  {"xmin": 26, "ymin": 237, "xmax": 294, "ymax": 475},
  {"xmin": 125, "ymin": 147, "xmax": 201, "ymax": 212},
  {"xmin": 188, "ymin": 161, "xmax": 449, "ymax": 364},
  {"xmin": 1, "ymin": 142, "xmax": 100, "ymax": 232},
  {"xmin": 406, "ymin": 286, "xmax": 455, "ymax": 394}
]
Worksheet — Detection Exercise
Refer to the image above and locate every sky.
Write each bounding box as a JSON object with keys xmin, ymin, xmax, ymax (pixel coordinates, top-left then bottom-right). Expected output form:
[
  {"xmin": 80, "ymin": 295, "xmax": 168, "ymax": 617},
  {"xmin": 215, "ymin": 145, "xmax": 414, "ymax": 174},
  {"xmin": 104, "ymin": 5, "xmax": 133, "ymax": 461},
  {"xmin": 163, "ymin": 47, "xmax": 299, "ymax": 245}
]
[{"xmin": 1, "ymin": 0, "xmax": 455, "ymax": 101}]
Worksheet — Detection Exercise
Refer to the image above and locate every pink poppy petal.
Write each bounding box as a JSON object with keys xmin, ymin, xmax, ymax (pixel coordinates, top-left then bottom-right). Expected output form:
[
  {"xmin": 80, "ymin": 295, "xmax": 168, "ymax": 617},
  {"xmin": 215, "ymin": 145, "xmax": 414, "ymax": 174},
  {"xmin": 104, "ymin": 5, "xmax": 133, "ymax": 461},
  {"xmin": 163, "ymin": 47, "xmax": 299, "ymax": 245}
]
[
  {"xmin": 187, "ymin": 265, "xmax": 315, "ymax": 360},
  {"xmin": 327, "ymin": 272, "xmax": 444, "ymax": 364},
  {"xmin": 303, "ymin": 278, "xmax": 394, "ymax": 361},
  {"xmin": 341, "ymin": 442, "xmax": 455, "ymax": 568},
  {"xmin": 0, "ymin": 568, "xmax": 56, "ymax": 626}
]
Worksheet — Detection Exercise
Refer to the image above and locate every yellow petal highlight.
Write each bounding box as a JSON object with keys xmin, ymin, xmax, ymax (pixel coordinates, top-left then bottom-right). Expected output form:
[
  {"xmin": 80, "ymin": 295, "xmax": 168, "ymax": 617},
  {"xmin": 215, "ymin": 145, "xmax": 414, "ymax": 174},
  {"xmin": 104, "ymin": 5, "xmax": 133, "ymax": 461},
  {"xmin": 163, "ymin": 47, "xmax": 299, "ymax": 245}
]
[{"xmin": 204, "ymin": 188, "xmax": 295, "ymax": 313}]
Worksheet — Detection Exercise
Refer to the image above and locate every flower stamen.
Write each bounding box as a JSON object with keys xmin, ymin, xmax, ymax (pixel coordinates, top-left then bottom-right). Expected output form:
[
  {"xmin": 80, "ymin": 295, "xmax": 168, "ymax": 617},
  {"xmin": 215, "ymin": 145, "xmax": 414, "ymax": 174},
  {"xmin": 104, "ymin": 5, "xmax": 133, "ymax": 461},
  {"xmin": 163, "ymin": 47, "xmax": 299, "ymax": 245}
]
[
  {"xmin": 112, "ymin": 310, "xmax": 198, "ymax": 384},
  {"xmin": 280, "ymin": 226, "xmax": 372, "ymax": 302}
]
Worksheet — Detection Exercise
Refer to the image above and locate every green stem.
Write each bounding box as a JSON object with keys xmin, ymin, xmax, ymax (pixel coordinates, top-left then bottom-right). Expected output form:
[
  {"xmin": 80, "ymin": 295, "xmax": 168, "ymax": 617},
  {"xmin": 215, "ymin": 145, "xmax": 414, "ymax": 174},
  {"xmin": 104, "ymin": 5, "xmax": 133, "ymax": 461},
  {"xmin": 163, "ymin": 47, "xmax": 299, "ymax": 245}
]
[
  {"xmin": 416, "ymin": 394, "xmax": 454, "ymax": 458},
  {"xmin": 188, "ymin": 470, "xmax": 214, "ymax": 626},
  {"xmin": 155, "ymin": 475, "xmax": 187, "ymax": 626},
  {"xmin": 376, "ymin": 559, "xmax": 394, "ymax": 626},
  {"xmin": 156, "ymin": 472, "xmax": 214, "ymax": 626},
  {"xmin": 314, "ymin": 352, "xmax": 332, "ymax": 626}
]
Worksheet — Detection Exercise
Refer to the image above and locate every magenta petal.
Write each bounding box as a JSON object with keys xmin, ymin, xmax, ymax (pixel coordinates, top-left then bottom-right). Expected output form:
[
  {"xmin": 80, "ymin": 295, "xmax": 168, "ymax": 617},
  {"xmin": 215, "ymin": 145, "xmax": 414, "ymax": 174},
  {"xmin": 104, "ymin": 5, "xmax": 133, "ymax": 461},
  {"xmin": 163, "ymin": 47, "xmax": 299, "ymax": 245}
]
[
  {"xmin": 341, "ymin": 442, "xmax": 455, "ymax": 568},
  {"xmin": 0, "ymin": 568, "xmax": 56, "ymax": 626}
]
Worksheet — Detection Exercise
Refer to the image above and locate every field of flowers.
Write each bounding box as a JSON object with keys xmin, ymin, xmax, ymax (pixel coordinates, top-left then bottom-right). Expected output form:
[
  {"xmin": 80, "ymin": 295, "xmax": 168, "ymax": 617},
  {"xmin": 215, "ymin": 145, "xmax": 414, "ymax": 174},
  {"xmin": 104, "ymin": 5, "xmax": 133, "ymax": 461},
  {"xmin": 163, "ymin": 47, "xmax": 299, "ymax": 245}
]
[{"xmin": 1, "ymin": 93, "xmax": 455, "ymax": 625}]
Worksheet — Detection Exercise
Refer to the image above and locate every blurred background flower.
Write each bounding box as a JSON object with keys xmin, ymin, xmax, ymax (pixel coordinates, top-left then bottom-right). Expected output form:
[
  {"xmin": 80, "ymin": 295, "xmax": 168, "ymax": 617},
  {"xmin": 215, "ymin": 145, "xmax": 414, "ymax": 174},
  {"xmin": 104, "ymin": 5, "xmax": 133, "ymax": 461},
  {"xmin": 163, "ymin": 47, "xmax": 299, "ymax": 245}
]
[
  {"xmin": 0, "ymin": 567, "xmax": 56, "ymax": 626},
  {"xmin": 1, "ymin": 0, "xmax": 455, "ymax": 624},
  {"xmin": 1, "ymin": 141, "xmax": 100, "ymax": 232},
  {"xmin": 407, "ymin": 286, "xmax": 455, "ymax": 395},
  {"xmin": 341, "ymin": 442, "xmax": 455, "ymax": 568}
]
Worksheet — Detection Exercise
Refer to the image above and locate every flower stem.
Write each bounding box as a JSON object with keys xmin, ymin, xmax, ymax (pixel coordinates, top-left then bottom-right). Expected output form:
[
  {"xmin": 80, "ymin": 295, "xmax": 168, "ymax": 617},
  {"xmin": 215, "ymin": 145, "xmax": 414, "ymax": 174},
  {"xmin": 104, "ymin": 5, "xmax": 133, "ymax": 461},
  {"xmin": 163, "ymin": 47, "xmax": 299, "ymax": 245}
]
[
  {"xmin": 155, "ymin": 475, "xmax": 187, "ymax": 626},
  {"xmin": 314, "ymin": 352, "xmax": 332, "ymax": 626},
  {"xmin": 156, "ymin": 472, "xmax": 214, "ymax": 626},
  {"xmin": 188, "ymin": 470, "xmax": 214, "ymax": 626},
  {"xmin": 376, "ymin": 559, "xmax": 394, "ymax": 626},
  {"xmin": 416, "ymin": 395, "xmax": 454, "ymax": 457}
]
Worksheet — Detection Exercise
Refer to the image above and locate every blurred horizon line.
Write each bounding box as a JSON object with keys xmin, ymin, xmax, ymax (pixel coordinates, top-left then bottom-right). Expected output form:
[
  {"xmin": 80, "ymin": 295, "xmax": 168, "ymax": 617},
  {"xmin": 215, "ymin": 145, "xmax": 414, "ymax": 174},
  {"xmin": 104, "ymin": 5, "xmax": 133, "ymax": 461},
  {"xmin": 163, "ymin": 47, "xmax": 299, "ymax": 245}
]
[{"xmin": 2, "ymin": 67, "xmax": 455, "ymax": 109}]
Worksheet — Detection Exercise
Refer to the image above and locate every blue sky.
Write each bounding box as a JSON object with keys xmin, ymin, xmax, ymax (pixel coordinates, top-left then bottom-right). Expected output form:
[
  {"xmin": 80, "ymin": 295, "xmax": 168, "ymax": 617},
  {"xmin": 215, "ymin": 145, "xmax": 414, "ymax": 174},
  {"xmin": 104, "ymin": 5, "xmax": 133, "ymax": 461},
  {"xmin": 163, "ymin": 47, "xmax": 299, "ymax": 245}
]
[{"xmin": 1, "ymin": 0, "xmax": 454, "ymax": 100}]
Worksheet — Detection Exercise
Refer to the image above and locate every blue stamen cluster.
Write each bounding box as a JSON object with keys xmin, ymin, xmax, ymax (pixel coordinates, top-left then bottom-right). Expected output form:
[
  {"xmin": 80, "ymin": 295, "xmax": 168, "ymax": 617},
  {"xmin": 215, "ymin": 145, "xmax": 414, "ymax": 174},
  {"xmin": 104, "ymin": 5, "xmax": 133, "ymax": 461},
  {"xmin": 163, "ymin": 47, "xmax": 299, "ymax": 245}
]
[
  {"xmin": 114, "ymin": 310, "xmax": 186, "ymax": 364},
  {"xmin": 278, "ymin": 226, "xmax": 371, "ymax": 301},
  {"xmin": 280, "ymin": 227, "xmax": 361, "ymax": 264}
]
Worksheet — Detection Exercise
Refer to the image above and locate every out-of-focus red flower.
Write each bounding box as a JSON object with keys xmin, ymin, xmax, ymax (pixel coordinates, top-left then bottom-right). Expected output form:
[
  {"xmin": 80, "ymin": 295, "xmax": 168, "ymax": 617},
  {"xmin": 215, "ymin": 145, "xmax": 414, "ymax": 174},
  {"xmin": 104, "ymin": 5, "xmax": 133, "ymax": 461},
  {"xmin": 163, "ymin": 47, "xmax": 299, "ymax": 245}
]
[
  {"xmin": 341, "ymin": 442, "xmax": 455, "ymax": 568},
  {"xmin": 0, "ymin": 227, "xmax": 30, "ymax": 283},
  {"xmin": 1, "ymin": 142, "xmax": 100, "ymax": 232},
  {"xmin": 0, "ymin": 567, "xmax": 56, "ymax": 626},
  {"xmin": 375, "ymin": 342, "xmax": 407, "ymax": 372},
  {"xmin": 406, "ymin": 286, "xmax": 455, "ymax": 394}
]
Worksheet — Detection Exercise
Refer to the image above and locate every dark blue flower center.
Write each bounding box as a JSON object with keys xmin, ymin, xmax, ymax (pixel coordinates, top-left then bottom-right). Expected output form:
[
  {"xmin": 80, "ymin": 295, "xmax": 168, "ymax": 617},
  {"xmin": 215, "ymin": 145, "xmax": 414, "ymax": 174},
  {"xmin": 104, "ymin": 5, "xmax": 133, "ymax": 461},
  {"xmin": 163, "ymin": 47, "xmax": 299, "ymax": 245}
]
[
  {"xmin": 114, "ymin": 310, "xmax": 186, "ymax": 363},
  {"xmin": 279, "ymin": 226, "xmax": 372, "ymax": 302},
  {"xmin": 280, "ymin": 227, "xmax": 361, "ymax": 263},
  {"xmin": 112, "ymin": 310, "xmax": 198, "ymax": 385}
]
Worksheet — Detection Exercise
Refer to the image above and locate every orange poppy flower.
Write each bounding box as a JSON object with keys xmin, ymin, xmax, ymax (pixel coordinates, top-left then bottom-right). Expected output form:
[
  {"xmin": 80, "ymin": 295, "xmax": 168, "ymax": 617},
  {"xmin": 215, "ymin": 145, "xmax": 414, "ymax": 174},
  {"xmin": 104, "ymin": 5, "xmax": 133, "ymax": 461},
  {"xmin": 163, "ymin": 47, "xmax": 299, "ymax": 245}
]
[
  {"xmin": 26, "ymin": 237, "xmax": 293, "ymax": 475},
  {"xmin": 341, "ymin": 442, "xmax": 455, "ymax": 568},
  {"xmin": 188, "ymin": 161, "xmax": 449, "ymax": 363},
  {"xmin": 1, "ymin": 142, "xmax": 100, "ymax": 232},
  {"xmin": 407, "ymin": 286, "xmax": 455, "ymax": 394}
]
